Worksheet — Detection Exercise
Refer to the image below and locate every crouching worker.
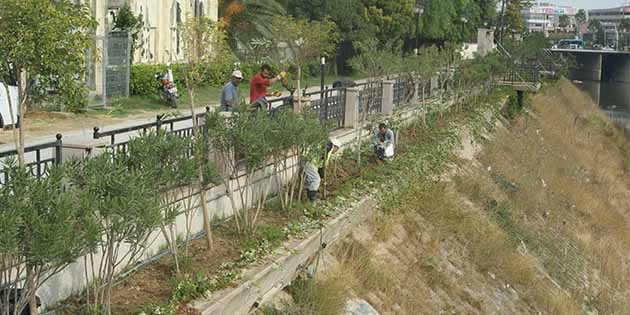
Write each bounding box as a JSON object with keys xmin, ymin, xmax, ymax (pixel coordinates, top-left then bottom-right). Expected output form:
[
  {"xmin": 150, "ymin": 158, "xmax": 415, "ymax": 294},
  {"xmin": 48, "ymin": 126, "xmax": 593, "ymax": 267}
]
[
  {"xmin": 306, "ymin": 139, "xmax": 342, "ymax": 202},
  {"xmin": 373, "ymin": 123, "xmax": 394, "ymax": 161}
]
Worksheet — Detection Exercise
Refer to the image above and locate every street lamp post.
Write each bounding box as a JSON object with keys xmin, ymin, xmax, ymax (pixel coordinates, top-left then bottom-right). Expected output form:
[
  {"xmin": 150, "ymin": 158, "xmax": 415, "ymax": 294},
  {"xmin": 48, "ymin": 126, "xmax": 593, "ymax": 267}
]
[{"xmin": 414, "ymin": 0, "xmax": 424, "ymax": 54}]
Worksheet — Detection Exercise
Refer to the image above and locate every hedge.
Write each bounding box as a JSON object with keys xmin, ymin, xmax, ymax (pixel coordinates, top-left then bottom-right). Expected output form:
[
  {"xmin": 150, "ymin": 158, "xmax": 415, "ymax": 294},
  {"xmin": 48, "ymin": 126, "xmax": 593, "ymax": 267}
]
[{"xmin": 130, "ymin": 62, "xmax": 322, "ymax": 97}]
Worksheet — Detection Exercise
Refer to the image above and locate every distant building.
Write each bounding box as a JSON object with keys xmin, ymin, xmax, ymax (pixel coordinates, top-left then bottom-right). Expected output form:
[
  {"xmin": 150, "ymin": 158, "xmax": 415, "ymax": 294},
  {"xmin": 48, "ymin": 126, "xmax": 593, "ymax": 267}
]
[
  {"xmin": 522, "ymin": 2, "xmax": 579, "ymax": 34},
  {"xmin": 588, "ymin": 5, "xmax": 630, "ymax": 25}
]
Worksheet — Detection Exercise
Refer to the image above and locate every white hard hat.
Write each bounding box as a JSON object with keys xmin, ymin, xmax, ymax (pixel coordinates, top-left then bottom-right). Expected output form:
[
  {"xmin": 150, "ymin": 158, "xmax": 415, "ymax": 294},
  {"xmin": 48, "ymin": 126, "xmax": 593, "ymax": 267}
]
[
  {"xmin": 232, "ymin": 70, "xmax": 244, "ymax": 79},
  {"xmin": 330, "ymin": 138, "xmax": 342, "ymax": 148}
]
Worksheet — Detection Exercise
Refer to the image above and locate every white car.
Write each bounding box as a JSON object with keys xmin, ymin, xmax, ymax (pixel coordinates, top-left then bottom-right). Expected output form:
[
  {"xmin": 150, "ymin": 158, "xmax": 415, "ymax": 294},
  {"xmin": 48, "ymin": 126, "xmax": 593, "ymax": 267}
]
[{"xmin": 0, "ymin": 83, "xmax": 19, "ymax": 128}]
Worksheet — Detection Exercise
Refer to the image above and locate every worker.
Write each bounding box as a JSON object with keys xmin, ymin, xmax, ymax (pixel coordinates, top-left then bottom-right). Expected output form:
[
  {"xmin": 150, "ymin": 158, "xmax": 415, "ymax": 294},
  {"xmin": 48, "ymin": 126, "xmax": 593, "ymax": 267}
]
[
  {"xmin": 220, "ymin": 70, "xmax": 243, "ymax": 112},
  {"xmin": 250, "ymin": 64, "xmax": 286, "ymax": 107},
  {"xmin": 373, "ymin": 123, "xmax": 394, "ymax": 161},
  {"xmin": 306, "ymin": 139, "xmax": 342, "ymax": 202}
]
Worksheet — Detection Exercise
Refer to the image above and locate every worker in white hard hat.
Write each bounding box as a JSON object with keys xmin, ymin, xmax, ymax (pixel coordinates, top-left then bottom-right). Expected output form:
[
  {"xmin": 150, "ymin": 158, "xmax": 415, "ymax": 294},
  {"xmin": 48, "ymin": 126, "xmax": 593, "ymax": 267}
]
[
  {"xmin": 305, "ymin": 138, "xmax": 342, "ymax": 202},
  {"xmin": 220, "ymin": 70, "xmax": 244, "ymax": 112}
]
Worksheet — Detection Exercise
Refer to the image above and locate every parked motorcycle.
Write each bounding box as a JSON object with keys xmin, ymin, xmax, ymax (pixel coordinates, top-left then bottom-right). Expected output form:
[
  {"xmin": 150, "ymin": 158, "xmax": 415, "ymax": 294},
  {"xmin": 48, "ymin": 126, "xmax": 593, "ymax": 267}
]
[{"xmin": 155, "ymin": 69, "xmax": 179, "ymax": 108}]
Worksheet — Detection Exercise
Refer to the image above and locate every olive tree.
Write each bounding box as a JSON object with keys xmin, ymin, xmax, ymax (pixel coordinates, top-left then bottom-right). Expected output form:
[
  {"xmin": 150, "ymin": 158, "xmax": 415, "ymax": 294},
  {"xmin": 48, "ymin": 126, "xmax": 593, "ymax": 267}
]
[
  {"xmin": 271, "ymin": 16, "xmax": 338, "ymax": 108},
  {"xmin": 204, "ymin": 108, "xmax": 277, "ymax": 234},
  {"xmin": 0, "ymin": 159, "xmax": 100, "ymax": 315},
  {"xmin": 69, "ymin": 154, "xmax": 162, "ymax": 315},
  {"xmin": 179, "ymin": 16, "xmax": 233, "ymax": 248},
  {"xmin": 126, "ymin": 130, "xmax": 200, "ymax": 273},
  {"xmin": 0, "ymin": 0, "xmax": 96, "ymax": 166},
  {"xmin": 268, "ymin": 109, "xmax": 328, "ymax": 210}
]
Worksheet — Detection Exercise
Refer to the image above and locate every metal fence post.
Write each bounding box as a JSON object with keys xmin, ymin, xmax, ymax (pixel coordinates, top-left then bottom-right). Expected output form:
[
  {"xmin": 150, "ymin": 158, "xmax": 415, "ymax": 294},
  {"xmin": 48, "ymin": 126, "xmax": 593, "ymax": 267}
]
[
  {"xmin": 156, "ymin": 114, "xmax": 163, "ymax": 131},
  {"xmin": 54, "ymin": 133, "xmax": 63, "ymax": 165}
]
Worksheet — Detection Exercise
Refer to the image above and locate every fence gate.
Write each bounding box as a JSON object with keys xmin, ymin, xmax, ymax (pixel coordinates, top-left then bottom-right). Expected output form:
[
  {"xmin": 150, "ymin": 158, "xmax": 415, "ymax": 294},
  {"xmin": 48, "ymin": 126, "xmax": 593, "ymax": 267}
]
[{"xmin": 106, "ymin": 30, "xmax": 131, "ymax": 99}]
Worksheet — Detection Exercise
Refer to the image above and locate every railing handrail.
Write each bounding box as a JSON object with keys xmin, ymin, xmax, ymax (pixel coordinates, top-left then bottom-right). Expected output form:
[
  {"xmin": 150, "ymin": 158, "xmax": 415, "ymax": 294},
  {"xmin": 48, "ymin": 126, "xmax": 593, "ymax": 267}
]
[
  {"xmin": 93, "ymin": 107, "xmax": 211, "ymax": 140},
  {"xmin": 0, "ymin": 134, "xmax": 63, "ymax": 158}
]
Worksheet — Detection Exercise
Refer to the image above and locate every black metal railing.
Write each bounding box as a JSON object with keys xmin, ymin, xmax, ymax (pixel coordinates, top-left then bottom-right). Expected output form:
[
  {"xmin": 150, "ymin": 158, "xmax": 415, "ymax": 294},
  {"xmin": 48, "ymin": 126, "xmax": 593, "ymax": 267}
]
[
  {"xmin": 393, "ymin": 76, "xmax": 415, "ymax": 107},
  {"xmin": 303, "ymin": 87, "xmax": 346, "ymax": 130},
  {"xmin": 358, "ymin": 81, "xmax": 383, "ymax": 115},
  {"xmin": 0, "ymin": 134, "xmax": 63, "ymax": 183},
  {"xmin": 93, "ymin": 107, "xmax": 210, "ymax": 154}
]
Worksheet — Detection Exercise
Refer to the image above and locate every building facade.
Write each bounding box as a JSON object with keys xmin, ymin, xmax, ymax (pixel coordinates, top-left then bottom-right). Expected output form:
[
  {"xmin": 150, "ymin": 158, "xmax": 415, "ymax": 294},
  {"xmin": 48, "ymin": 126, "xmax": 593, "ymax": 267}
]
[
  {"xmin": 522, "ymin": 2, "xmax": 579, "ymax": 33},
  {"xmin": 79, "ymin": 0, "xmax": 219, "ymax": 102},
  {"xmin": 588, "ymin": 6, "xmax": 630, "ymax": 25}
]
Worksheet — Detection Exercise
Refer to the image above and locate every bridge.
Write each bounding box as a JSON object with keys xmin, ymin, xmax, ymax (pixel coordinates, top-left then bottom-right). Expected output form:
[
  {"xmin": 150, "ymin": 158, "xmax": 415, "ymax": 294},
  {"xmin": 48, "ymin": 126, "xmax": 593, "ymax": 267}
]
[{"xmin": 550, "ymin": 48, "xmax": 630, "ymax": 82}]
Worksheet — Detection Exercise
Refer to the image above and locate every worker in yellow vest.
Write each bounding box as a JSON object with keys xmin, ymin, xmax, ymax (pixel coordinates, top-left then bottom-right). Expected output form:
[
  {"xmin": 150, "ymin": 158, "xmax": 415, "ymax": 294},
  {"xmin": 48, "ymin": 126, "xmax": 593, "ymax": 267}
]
[{"xmin": 305, "ymin": 139, "xmax": 342, "ymax": 202}]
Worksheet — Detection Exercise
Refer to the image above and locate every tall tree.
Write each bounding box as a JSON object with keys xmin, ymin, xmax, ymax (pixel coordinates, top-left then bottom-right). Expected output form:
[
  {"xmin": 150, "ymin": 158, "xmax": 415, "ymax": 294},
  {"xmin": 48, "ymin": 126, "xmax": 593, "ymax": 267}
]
[
  {"xmin": 362, "ymin": 0, "xmax": 417, "ymax": 50},
  {"xmin": 0, "ymin": 0, "xmax": 96, "ymax": 166},
  {"xmin": 220, "ymin": 0, "xmax": 286, "ymax": 50},
  {"xmin": 575, "ymin": 9, "xmax": 587, "ymax": 35},
  {"xmin": 421, "ymin": 0, "xmax": 458, "ymax": 43}
]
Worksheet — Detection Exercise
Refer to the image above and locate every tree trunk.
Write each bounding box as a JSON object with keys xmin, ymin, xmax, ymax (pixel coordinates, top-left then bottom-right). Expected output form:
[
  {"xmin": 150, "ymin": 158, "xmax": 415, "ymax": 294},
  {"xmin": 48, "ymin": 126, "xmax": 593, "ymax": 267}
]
[
  {"xmin": 26, "ymin": 266, "xmax": 38, "ymax": 315},
  {"xmin": 297, "ymin": 66, "xmax": 302, "ymax": 109},
  {"xmin": 17, "ymin": 71, "xmax": 27, "ymax": 168},
  {"xmin": 186, "ymin": 84, "xmax": 214, "ymax": 249}
]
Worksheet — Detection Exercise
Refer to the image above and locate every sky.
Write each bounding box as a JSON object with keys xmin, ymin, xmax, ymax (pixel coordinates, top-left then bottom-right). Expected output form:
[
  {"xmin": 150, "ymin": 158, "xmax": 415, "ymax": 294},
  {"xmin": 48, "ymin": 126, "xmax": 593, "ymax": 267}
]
[{"xmin": 557, "ymin": 0, "xmax": 628, "ymax": 9}]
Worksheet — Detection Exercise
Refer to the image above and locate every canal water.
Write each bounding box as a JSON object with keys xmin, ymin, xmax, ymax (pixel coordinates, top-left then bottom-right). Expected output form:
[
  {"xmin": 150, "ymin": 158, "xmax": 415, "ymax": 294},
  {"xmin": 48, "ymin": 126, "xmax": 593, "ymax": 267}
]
[{"xmin": 577, "ymin": 81, "xmax": 630, "ymax": 131}]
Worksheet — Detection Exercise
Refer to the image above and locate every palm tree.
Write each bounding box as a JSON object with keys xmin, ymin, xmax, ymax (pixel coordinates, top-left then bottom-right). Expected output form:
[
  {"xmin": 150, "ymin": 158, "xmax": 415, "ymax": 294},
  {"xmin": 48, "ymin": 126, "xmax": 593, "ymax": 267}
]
[{"xmin": 220, "ymin": 0, "xmax": 286, "ymax": 52}]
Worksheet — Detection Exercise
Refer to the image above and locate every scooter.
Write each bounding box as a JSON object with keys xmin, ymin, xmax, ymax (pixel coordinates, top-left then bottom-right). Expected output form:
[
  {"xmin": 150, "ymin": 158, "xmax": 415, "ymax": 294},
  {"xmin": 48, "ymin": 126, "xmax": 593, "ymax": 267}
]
[{"xmin": 155, "ymin": 69, "xmax": 179, "ymax": 108}]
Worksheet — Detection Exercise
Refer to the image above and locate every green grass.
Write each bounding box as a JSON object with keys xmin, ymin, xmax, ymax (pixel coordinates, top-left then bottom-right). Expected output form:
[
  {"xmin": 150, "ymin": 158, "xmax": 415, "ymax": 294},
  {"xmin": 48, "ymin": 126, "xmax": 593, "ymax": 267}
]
[{"xmin": 88, "ymin": 74, "xmax": 363, "ymax": 117}]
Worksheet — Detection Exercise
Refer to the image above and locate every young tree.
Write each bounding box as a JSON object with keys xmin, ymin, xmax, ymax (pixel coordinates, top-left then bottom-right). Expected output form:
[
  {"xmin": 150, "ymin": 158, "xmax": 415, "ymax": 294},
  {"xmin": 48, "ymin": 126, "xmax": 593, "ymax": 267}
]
[
  {"xmin": 271, "ymin": 16, "xmax": 338, "ymax": 108},
  {"xmin": 269, "ymin": 109, "xmax": 328, "ymax": 210},
  {"xmin": 0, "ymin": 160, "xmax": 100, "ymax": 315},
  {"xmin": 0, "ymin": 0, "xmax": 96, "ymax": 166},
  {"xmin": 179, "ymin": 16, "xmax": 233, "ymax": 248},
  {"xmin": 69, "ymin": 153, "xmax": 162, "ymax": 315},
  {"xmin": 126, "ymin": 130, "xmax": 200, "ymax": 273},
  {"xmin": 204, "ymin": 108, "xmax": 275, "ymax": 234}
]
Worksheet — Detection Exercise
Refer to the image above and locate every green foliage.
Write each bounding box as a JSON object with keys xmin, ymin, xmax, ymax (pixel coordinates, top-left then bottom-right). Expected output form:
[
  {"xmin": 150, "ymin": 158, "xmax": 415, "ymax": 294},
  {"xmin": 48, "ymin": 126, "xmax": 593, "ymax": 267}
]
[
  {"xmin": 179, "ymin": 16, "xmax": 235, "ymax": 92},
  {"xmin": 350, "ymin": 40, "xmax": 400, "ymax": 80},
  {"xmin": 0, "ymin": 158, "xmax": 100, "ymax": 314},
  {"xmin": 69, "ymin": 153, "xmax": 162, "ymax": 314},
  {"xmin": 220, "ymin": 0, "xmax": 286, "ymax": 50},
  {"xmin": 363, "ymin": 0, "xmax": 417, "ymax": 50},
  {"xmin": 288, "ymin": 0, "xmax": 374, "ymax": 47},
  {"xmin": 0, "ymin": 0, "xmax": 97, "ymax": 112},
  {"xmin": 575, "ymin": 9, "xmax": 587, "ymax": 28},
  {"xmin": 258, "ymin": 226, "xmax": 285, "ymax": 247},
  {"xmin": 113, "ymin": 3, "xmax": 144, "ymax": 64},
  {"xmin": 171, "ymin": 274, "xmax": 211, "ymax": 302},
  {"xmin": 127, "ymin": 130, "xmax": 197, "ymax": 192}
]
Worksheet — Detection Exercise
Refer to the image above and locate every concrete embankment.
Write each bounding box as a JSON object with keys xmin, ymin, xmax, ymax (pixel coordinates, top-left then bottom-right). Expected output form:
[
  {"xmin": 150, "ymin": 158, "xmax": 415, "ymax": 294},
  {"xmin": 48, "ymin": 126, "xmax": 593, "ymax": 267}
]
[{"xmin": 259, "ymin": 80, "xmax": 630, "ymax": 315}]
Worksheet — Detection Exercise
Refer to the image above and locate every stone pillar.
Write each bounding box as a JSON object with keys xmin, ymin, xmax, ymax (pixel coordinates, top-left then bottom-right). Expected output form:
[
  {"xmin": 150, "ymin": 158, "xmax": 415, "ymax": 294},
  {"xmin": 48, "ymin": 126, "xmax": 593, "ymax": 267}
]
[
  {"xmin": 292, "ymin": 96, "xmax": 311, "ymax": 113},
  {"xmin": 573, "ymin": 53, "xmax": 602, "ymax": 82},
  {"xmin": 381, "ymin": 80, "xmax": 395, "ymax": 115},
  {"xmin": 477, "ymin": 28, "xmax": 495, "ymax": 57},
  {"xmin": 344, "ymin": 87, "xmax": 360, "ymax": 128}
]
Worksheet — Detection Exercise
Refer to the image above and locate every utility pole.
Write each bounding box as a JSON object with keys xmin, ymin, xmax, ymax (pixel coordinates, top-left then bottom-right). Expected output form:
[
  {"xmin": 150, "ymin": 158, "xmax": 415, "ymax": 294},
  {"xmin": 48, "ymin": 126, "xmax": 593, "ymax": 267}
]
[{"xmin": 320, "ymin": 0, "xmax": 327, "ymax": 91}]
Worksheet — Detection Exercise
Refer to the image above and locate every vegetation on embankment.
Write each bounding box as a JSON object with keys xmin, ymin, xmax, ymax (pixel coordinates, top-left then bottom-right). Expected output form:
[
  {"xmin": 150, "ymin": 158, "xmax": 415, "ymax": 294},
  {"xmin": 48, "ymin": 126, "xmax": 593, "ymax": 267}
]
[{"xmin": 271, "ymin": 79, "xmax": 630, "ymax": 315}]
